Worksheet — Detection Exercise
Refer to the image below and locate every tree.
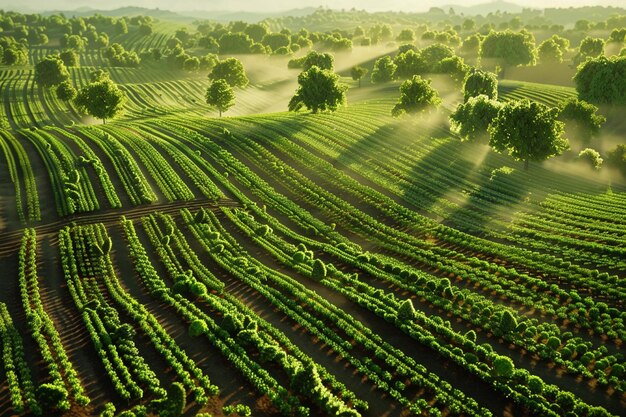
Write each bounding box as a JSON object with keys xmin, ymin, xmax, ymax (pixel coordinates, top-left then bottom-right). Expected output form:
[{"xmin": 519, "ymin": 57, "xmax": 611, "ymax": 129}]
[
  {"xmin": 397, "ymin": 299, "xmax": 417, "ymax": 321},
  {"xmin": 90, "ymin": 69, "xmax": 109, "ymax": 83},
  {"xmin": 462, "ymin": 19, "xmax": 476, "ymax": 31},
  {"xmin": 393, "ymin": 49, "xmax": 427, "ymax": 79},
  {"xmin": 66, "ymin": 34, "xmax": 86, "ymax": 52},
  {"xmin": 95, "ymin": 34, "xmax": 109, "ymax": 49},
  {"xmin": 75, "ymin": 77, "xmax": 126, "ymax": 124},
  {"xmin": 463, "ymin": 69, "xmax": 498, "ymax": 101},
  {"xmin": 575, "ymin": 37, "xmax": 605, "ymax": 63},
  {"xmin": 480, "ymin": 30, "xmax": 536, "ymax": 75},
  {"xmin": 350, "ymin": 65, "xmax": 368, "ymax": 87},
  {"xmin": 609, "ymin": 28, "xmax": 626, "ymax": 43},
  {"xmin": 606, "ymin": 145, "xmax": 626, "ymax": 176},
  {"xmin": 208, "ymin": 58, "xmax": 249, "ymax": 88},
  {"xmin": 461, "ymin": 34, "xmax": 481, "ymax": 54},
  {"xmin": 537, "ymin": 38, "xmax": 563, "ymax": 64},
  {"xmin": 262, "ymin": 32, "xmax": 290, "ymax": 52},
  {"xmin": 556, "ymin": 98, "xmax": 605, "ymax": 144},
  {"xmin": 205, "ymin": 79, "xmax": 235, "ymax": 117},
  {"xmin": 550, "ymin": 35, "xmax": 570, "ymax": 51},
  {"xmin": 139, "ymin": 23, "xmax": 153, "ymax": 36},
  {"xmin": 449, "ymin": 95, "xmax": 502, "ymax": 141},
  {"xmin": 244, "ymin": 23, "xmax": 269, "ymax": 42},
  {"xmin": 391, "ymin": 75, "xmax": 441, "ymax": 117},
  {"xmin": 396, "ymin": 29, "xmax": 415, "ymax": 43},
  {"xmin": 56, "ymin": 80, "xmax": 77, "ymax": 102},
  {"xmin": 488, "ymin": 99, "xmax": 568, "ymax": 170},
  {"xmin": 218, "ymin": 32, "xmax": 253, "ymax": 54},
  {"xmin": 3, "ymin": 47, "xmax": 28, "ymax": 66},
  {"xmin": 34, "ymin": 56, "xmax": 69, "ymax": 88},
  {"xmin": 575, "ymin": 19, "xmax": 591, "ymax": 31},
  {"xmin": 420, "ymin": 43, "xmax": 455, "ymax": 65},
  {"xmin": 302, "ymin": 51, "xmax": 334, "ymax": 71},
  {"xmin": 289, "ymin": 66, "xmax": 347, "ymax": 114},
  {"xmin": 438, "ymin": 56, "xmax": 469, "ymax": 84},
  {"xmin": 371, "ymin": 56, "xmax": 397, "ymax": 83},
  {"xmin": 183, "ymin": 57, "xmax": 200, "ymax": 72},
  {"xmin": 115, "ymin": 19, "xmax": 128, "ymax": 35},
  {"xmin": 59, "ymin": 50, "xmax": 79, "ymax": 67},
  {"xmin": 573, "ymin": 56, "xmax": 626, "ymax": 104}
]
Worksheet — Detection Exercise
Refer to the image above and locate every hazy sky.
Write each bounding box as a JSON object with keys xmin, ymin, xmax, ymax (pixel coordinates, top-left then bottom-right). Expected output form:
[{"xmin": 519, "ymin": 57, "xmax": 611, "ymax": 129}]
[{"xmin": 2, "ymin": 0, "xmax": 624, "ymax": 13}]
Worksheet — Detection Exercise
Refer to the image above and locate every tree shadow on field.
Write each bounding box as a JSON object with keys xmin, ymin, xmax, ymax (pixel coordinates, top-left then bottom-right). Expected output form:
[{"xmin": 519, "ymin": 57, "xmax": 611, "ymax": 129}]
[
  {"xmin": 443, "ymin": 154, "xmax": 532, "ymax": 233},
  {"xmin": 215, "ymin": 112, "xmax": 311, "ymax": 151},
  {"xmin": 332, "ymin": 117, "xmax": 478, "ymax": 218}
]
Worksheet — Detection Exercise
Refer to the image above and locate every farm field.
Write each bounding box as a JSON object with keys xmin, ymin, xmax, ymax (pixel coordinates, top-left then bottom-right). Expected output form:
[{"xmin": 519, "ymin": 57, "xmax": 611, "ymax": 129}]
[{"xmin": 0, "ymin": 3, "xmax": 625, "ymax": 417}]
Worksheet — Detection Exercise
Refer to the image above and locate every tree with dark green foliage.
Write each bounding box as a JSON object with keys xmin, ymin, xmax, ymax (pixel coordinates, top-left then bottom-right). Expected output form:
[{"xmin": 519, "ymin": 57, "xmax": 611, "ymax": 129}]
[
  {"xmin": 56, "ymin": 80, "xmax": 77, "ymax": 102},
  {"xmin": 537, "ymin": 38, "xmax": 563, "ymax": 64},
  {"xmin": 463, "ymin": 69, "xmax": 498, "ymax": 101},
  {"xmin": 302, "ymin": 50, "xmax": 334, "ymax": 71},
  {"xmin": 398, "ymin": 43, "xmax": 418, "ymax": 55},
  {"xmin": 397, "ymin": 299, "xmax": 417, "ymax": 321},
  {"xmin": 488, "ymin": 99, "xmax": 568, "ymax": 170},
  {"xmin": 205, "ymin": 79, "xmax": 235, "ymax": 117},
  {"xmin": 75, "ymin": 76, "xmax": 126, "ymax": 124},
  {"xmin": 606, "ymin": 144, "xmax": 626, "ymax": 176},
  {"xmin": 420, "ymin": 43, "xmax": 455, "ymax": 65},
  {"xmin": 371, "ymin": 55, "xmax": 397, "ymax": 83},
  {"xmin": 65, "ymin": 35, "xmax": 86, "ymax": 52},
  {"xmin": 89, "ymin": 69, "xmax": 109, "ymax": 83},
  {"xmin": 218, "ymin": 32, "xmax": 253, "ymax": 54},
  {"xmin": 460, "ymin": 34, "xmax": 481, "ymax": 55},
  {"xmin": 289, "ymin": 66, "xmax": 347, "ymax": 114},
  {"xmin": 208, "ymin": 58, "xmax": 249, "ymax": 88},
  {"xmin": 574, "ymin": 37, "xmax": 605, "ymax": 64},
  {"xmin": 480, "ymin": 30, "xmax": 536, "ymax": 75},
  {"xmin": 396, "ymin": 29, "xmax": 415, "ymax": 43},
  {"xmin": 350, "ymin": 65, "xmax": 368, "ymax": 87},
  {"xmin": 609, "ymin": 28, "xmax": 626, "ymax": 43},
  {"xmin": 59, "ymin": 50, "xmax": 79, "ymax": 67},
  {"xmin": 244, "ymin": 23, "xmax": 269, "ymax": 42},
  {"xmin": 393, "ymin": 49, "xmax": 427, "ymax": 79},
  {"xmin": 115, "ymin": 19, "xmax": 128, "ymax": 35},
  {"xmin": 449, "ymin": 95, "xmax": 502, "ymax": 141},
  {"xmin": 391, "ymin": 75, "xmax": 441, "ymax": 117},
  {"xmin": 262, "ymin": 32, "xmax": 290, "ymax": 52},
  {"xmin": 557, "ymin": 98, "xmax": 605, "ymax": 144},
  {"xmin": 34, "ymin": 56, "xmax": 69, "ymax": 88},
  {"xmin": 573, "ymin": 56, "xmax": 626, "ymax": 104},
  {"xmin": 311, "ymin": 259, "xmax": 327, "ymax": 281},
  {"xmin": 183, "ymin": 57, "xmax": 200, "ymax": 72},
  {"xmin": 2, "ymin": 47, "xmax": 28, "ymax": 66},
  {"xmin": 438, "ymin": 56, "xmax": 469, "ymax": 84}
]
